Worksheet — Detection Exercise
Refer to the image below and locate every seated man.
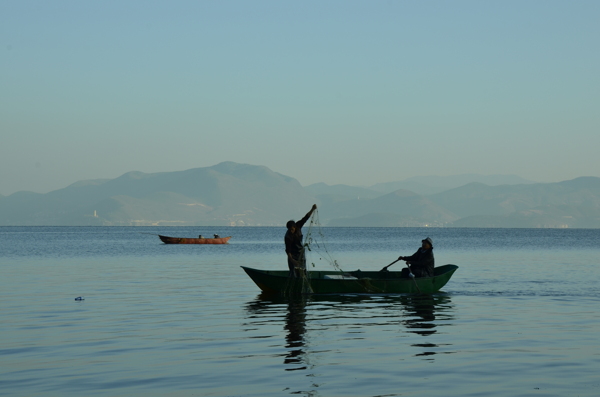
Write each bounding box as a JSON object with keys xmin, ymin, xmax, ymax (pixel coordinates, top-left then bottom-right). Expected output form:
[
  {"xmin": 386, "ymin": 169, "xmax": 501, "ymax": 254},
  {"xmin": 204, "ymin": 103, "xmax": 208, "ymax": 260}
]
[{"xmin": 398, "ymin": 237, "xmax": 434, "ymax": 278}]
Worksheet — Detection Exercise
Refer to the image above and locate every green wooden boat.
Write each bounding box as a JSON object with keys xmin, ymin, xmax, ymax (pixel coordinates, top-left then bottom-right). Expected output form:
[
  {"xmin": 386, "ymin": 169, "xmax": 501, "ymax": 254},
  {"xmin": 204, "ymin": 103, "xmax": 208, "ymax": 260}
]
[{"xmin": 241, "ymin": 264, "xmax": 458, "ymax": 294}]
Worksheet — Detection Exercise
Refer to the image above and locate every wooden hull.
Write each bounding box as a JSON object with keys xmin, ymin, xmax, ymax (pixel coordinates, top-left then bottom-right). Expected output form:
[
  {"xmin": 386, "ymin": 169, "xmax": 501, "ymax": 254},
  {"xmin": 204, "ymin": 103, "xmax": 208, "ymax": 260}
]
[
  {"xmin": 158, "ymin": 235, "xmax": 231, "ymax": 244},
  {"xmin": 241, "ymin": 264, "xmax": 458, "ymax": 294}
]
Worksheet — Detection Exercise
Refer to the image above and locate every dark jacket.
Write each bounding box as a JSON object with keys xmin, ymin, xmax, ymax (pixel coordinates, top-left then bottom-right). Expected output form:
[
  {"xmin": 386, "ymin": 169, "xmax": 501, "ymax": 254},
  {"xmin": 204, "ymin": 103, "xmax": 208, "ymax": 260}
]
[
  {"xmin": 404, "ymin": 248, "xmax": 434, "ymax": 277},
  {"xmin": 284, "ymin": 210, "xmax": 312, "ymax": 259}
]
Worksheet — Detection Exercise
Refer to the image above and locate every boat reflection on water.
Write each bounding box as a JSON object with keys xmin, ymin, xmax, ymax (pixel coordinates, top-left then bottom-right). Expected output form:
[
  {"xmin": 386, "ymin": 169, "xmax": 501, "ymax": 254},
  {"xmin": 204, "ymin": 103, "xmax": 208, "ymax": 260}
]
[
  {"xmin": 244, "ymin": 292, "xmax": 455, "ymax": 372},
  {"xmin": 398, "ymin": 294, "xmax": 455, "ymax": 359},
  {"xmin": 401, "ymin": 294, "xmax": 442, "ymax": 335}
]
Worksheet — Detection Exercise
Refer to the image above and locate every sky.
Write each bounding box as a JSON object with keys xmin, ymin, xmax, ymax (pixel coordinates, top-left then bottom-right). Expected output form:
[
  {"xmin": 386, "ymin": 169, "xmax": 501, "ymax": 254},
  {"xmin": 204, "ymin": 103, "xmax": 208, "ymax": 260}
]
[{"xmin": 1, "ymin": 1, "xmax": 599, "ymax": 196}]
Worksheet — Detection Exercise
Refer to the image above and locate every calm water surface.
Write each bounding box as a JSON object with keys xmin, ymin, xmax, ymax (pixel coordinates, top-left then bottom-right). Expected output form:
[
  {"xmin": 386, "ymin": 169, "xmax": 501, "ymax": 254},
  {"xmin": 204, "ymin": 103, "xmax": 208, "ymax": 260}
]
[{"xmin": 1, "ymin": 227, "xmax": 599, "ymax": 396}]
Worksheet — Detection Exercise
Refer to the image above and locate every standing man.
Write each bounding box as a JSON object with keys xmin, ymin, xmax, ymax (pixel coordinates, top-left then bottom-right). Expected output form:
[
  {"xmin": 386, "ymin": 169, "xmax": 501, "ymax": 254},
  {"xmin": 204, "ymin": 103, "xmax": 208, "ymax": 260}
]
[
  {"xmin": 398, "ymin": 237, "xmax": 435, "ymax": 278},
  {"xmin": 285, "ymin": 204, "xmax": 317, "ymax": 277}
]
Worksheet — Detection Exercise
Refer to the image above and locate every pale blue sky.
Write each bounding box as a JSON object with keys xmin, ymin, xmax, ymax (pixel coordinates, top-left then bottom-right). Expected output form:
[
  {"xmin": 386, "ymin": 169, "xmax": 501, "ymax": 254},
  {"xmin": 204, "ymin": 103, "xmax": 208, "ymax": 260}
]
[{"xmin": 1, "ymin": 1, "xmax": 599, "ymax": 195}]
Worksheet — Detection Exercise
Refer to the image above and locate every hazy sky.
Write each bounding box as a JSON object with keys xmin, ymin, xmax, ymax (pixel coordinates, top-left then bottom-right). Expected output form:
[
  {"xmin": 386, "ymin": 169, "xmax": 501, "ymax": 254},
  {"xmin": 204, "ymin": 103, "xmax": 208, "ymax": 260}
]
[{"xmin": 1, "ymin": 1, "xmax": 599, "ymax": 195}]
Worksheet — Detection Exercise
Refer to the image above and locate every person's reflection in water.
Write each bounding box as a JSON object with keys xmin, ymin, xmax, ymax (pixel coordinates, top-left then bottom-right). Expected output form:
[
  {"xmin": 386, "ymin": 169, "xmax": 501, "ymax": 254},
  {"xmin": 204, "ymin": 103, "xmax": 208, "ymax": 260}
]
[
  {"xmin": 399, "ymin": 294, "xmax": 454, "ymax": 359},
  {"xmin": 245, "ymin": 293, "xmax": 310, "ymax": 372},
  {"xmin": 283, "ymin": 297, "xmax": 308, "ymax": 371}
]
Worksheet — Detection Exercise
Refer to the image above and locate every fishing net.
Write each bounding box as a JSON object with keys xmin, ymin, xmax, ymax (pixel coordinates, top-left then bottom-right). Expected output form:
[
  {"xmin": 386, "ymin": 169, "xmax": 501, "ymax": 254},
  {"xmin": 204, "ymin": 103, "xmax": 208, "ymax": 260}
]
[
  {"xmin": 280, "ymin": 208, "xmax": 389, "ymax": 296},
  {"xmin": 282, "ymin": 209, "xmax": 420, "ymax": 295},
  {"xmin": 280, "ymin": 208, "xmax": 345, "ymax": 296},
  {"xmin": 303, "ymin": 209, "xmax": 389, "ymax": 294},
  {"xmin": 303, "ymin": 208, "xmax": 346, "ymax": 274}
]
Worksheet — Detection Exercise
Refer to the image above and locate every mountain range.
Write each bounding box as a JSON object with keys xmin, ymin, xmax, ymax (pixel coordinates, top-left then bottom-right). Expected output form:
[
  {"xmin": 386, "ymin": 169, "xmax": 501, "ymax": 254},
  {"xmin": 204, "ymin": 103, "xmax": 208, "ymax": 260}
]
[{"xmin": 1, "ymin": 162, "xmax": 599, "ymax": 228}]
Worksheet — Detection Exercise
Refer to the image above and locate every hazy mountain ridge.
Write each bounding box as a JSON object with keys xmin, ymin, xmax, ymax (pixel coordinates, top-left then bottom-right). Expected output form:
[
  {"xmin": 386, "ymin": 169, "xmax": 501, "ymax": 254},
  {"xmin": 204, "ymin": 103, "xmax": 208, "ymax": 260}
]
[
  {"xmin": 0, "ymin": 162, "xmax": 314, "ymax": 226},
  {"xmin": 427, "ymin": 178, "xmax": 600, "ymax": 227},
  {"xmin": 330, "ymin": 177, "xmax": 600, "ymax": 228},
  {"xmin": 368, "ymin": 174, "xmax": 535, "ymax": 195},
  {"xmin": 322, "ymin": 189, "xmax": 458, "ymax": 227},
  {"xmin": 1, "ymin": 163, "xmax": 599, "ymax": 227}
]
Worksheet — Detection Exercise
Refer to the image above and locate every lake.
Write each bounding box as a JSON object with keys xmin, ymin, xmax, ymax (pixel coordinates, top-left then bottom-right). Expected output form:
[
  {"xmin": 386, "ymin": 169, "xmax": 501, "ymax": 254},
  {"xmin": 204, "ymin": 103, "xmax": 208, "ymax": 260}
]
[{"xmin": 1, "ymin": 226, "xmax": 599, "ymax": 396}]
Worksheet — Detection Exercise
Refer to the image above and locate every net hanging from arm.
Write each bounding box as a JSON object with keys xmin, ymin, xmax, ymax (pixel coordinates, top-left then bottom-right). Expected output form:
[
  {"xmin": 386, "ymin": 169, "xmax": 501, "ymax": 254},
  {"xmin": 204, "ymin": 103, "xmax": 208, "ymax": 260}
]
[
  {"xmin": 303, "ymin": 208, "xmax": 346, "ymax": 274},
  {"xmin": 288, "ymin": 208, "xmax": 384, "ymax": 295}
]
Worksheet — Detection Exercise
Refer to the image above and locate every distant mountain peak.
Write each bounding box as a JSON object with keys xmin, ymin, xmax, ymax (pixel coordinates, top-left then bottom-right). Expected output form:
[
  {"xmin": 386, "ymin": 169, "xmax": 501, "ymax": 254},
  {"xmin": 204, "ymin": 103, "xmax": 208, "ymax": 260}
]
[
  {"xmin": 67, "ymin": 178, "xmax": 111, "ymax": 188},
  {"xmin": 115, "ymin": 171, "xmax": 152, "ymax": 180},
  {"xmin": 0, "ymin": 161, "xmax": 315, "ymax": 226},
  {"xmin": 211, "ymin": 161, "xmax": 270, "ymax": 173},
  {"xmin": 558, "ymin": 176, "xmax": 600, "ymax": 189}
]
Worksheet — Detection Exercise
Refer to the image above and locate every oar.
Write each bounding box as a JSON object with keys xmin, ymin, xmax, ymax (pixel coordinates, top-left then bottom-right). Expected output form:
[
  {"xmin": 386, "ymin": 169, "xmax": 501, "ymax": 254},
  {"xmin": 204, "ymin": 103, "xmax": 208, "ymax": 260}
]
[
  {"xmin": 406, "ymin": 264, "xmax": 422, "ymax": 294},
  {"xmin": 380, "ymin": 258, "xmax": 401, "ymax": 272},
  {"xmin": 381, "ymin": 259, "xmax": 422, "ymax": 293}
]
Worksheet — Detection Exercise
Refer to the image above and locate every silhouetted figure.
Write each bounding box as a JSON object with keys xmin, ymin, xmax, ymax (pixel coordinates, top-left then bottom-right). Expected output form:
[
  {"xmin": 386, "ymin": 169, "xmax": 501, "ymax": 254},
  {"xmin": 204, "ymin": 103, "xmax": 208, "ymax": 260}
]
[
  {"xmin": 285, "ymin": 204, "xmax": 317, "ymax": 277},
  {"xmin": 398, "ymin": 237, "xmax": 435, "ymax": 278}
]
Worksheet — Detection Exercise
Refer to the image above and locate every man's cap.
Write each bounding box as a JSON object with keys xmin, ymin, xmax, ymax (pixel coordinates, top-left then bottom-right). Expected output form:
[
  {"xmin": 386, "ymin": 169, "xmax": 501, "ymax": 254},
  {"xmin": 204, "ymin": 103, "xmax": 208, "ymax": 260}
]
[{"xmin": 422, "ymin": 237, "xmax": 433, "ymax": 247}]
